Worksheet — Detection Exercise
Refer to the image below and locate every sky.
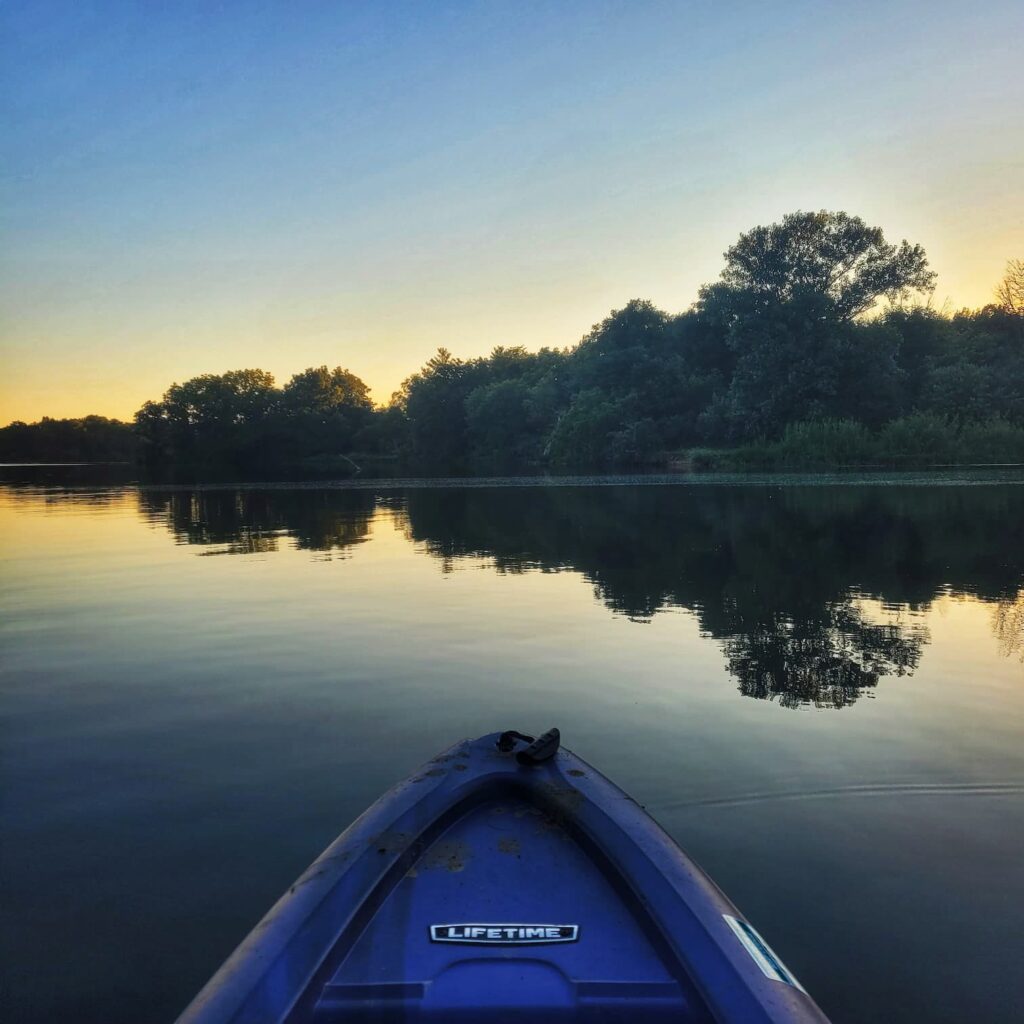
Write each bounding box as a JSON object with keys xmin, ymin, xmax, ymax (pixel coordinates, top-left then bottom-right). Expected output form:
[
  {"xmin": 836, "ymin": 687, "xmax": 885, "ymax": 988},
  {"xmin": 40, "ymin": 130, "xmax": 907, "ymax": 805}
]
[{"xmin": 2, "ymin": 0, "xmax": 1022, "ymax": 423}]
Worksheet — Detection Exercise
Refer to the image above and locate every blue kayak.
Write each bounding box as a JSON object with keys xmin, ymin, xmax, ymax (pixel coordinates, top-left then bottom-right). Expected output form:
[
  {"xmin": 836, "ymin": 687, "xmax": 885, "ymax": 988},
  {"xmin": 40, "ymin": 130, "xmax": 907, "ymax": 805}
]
[{"xmin": 178, "ymin": 729, "xmax": 831, "ymax": 1023}]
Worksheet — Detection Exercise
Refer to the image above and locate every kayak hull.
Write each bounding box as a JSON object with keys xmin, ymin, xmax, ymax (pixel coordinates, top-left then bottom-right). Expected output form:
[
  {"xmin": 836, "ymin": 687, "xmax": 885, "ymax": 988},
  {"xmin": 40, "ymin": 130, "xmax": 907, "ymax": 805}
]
[{"xmin": 177, "ymin": 732, "xmax": 831, "ymax": 1023}]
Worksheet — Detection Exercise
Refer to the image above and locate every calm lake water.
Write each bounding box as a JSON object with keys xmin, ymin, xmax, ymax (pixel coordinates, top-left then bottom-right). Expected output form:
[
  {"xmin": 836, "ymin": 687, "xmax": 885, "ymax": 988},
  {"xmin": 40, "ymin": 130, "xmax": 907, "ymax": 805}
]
[{"xmin": 2, "ymin": 470, "xmax": 1023, "ymax": 1023}]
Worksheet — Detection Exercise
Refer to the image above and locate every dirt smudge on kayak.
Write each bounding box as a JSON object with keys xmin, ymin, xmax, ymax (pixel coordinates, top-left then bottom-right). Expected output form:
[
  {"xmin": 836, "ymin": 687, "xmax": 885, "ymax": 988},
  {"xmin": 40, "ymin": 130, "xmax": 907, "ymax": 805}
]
[
  {"xmin": 540, "ymin": 782, "xmax": 584, "ymax": 813},
  {"xmin": 372, "ymin": 831, "xmax": 411, "ymax": 855},
  {"xmin": 534, "ymin": 815, "xmax": 572, "ymax": 841},
  {"xmin": 513, "ymin": 805, "xmax": 544, "ymax": 819},
  {"xmin": 287, "ymin": 849, "xmax": 356, "ymax": 893},
  {"xmin": 567, "ymin": 769, "xmax": 586, "ymax": 777},
  {"xmin": 424, "ymin": 839, "xmax": 471, "ymax": 873},
  {"xmin": 497, "ymin": 837, "xmax": 521, "ymax": 856}
]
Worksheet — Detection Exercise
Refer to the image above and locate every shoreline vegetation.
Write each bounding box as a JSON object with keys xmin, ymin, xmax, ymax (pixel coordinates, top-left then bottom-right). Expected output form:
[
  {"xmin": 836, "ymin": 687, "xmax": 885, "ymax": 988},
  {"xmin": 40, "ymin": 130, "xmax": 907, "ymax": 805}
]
[
  {"xmin": 680, "ymin": 415, "xmax": 1024, "ymax": 471},
  {"xmin": 4, "ymin": 211, "xmax": 1022, "ymax": 476}
]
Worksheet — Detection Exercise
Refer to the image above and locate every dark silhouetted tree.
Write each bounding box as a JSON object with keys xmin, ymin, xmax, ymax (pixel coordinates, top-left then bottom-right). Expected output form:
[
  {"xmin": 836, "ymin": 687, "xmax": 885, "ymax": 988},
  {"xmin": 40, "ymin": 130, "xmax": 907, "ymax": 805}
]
[
  {"xmin": 707, "ymin": 209, "xmax": 935, "ymax": 321},
  {"xmin": 995, "ymin": 258, "xmax": 1024, "ymax": 317}
]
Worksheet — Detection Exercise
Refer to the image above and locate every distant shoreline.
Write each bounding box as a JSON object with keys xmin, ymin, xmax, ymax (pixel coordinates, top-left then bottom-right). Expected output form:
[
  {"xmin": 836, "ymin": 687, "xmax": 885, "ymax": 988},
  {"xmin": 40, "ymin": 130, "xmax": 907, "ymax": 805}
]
[
  {"xmin": 0, "ymin": 461, "xmax": 132, "ymax": 467},
  {"xmin": 3, "ymin": 464, "xmax": 1024, "ymax": 493}
]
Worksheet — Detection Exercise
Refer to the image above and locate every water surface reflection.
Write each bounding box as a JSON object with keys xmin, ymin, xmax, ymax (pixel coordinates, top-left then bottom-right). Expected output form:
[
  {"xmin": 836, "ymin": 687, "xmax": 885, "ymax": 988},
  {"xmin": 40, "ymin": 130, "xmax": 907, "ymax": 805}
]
[
  {"xmin": 2, "ymin": 475, "xmax": 1023, "ymax": 1024},
  {"xmin": 130, "ymin": 482, "xmax": 1024, "ymax": 708}
]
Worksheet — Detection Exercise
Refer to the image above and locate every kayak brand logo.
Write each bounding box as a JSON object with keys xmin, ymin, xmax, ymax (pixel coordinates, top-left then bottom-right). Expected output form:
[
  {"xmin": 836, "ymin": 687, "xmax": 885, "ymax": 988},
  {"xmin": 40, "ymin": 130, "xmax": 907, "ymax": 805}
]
[{"xmin": 430, "ymin": 923, "xmax": 579, "ymax": 945}]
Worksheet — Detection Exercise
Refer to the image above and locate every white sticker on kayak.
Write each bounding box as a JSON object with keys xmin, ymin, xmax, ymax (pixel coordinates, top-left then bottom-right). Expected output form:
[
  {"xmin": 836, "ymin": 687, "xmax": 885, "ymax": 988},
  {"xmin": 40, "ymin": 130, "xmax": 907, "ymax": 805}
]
[
  {"xmin": 723, "ymin": 915, "xmax": 806, "ymax": 992},
  {"xmin": 430, "ymin": 923, "xmax": 579, "ymax": 945}
]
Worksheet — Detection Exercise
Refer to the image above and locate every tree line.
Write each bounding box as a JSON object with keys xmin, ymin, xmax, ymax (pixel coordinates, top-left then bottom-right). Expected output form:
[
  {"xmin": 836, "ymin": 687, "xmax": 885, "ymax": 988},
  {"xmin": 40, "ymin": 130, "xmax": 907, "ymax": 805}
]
[
  {"xmin": 3, "ymin": 211, "xmax": 1022, "ymax": 470},
  {"xmin": 0, "ymin": 415, "xmax": 136, "ymax": 464}
]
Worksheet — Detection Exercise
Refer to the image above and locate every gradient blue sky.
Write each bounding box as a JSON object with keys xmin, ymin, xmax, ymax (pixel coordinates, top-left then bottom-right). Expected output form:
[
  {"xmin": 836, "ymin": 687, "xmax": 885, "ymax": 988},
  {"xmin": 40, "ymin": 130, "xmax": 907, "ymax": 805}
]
[{"xmin": 2, "ymin": 0, "xmax": 1022, "ymax": 421}]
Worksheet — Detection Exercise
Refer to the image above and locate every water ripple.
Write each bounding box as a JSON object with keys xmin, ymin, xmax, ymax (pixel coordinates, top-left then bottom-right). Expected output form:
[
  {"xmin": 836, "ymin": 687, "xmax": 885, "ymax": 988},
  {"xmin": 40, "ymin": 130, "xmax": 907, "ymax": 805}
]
[{"xmin": 659, "ymin": 781, "xmax": 1024, "ymax": 811}]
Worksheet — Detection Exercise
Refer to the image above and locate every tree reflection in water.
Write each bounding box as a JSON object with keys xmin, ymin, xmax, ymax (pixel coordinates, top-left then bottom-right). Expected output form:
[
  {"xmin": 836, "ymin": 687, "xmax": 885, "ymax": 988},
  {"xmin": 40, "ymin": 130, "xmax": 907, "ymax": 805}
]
[
  {"xmin": 133, "ymin": 482, "xmax": 1024, "ymax": 708},
  {"xmin": 991, "ymin": 591, "xmax": 1024, "ymax": 663},
  {"xmin": 721, "ymin": 604, "xmax": 927, "ymax": 709},
  {"xmin": 137, "ymin": 488, "xmax": 377, "ymax": 557}
]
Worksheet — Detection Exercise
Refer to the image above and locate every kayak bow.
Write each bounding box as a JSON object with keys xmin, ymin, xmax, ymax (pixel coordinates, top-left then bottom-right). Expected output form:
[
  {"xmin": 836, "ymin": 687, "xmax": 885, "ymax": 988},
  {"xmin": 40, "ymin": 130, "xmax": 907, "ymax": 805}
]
[{"xmin": 178, "ymin": 729, "xmax": 831, "ymax": 1023}]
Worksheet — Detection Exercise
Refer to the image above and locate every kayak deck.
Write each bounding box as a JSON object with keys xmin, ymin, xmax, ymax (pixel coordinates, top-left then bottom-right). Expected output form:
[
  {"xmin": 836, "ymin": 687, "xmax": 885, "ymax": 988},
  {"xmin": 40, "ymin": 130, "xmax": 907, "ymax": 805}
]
[
  {"xmin": 178, "ymin": 730, "xmax": 830, "ymax": 1024},
  {"xmin": 314, "ymin": 793, "xmax": 706, "ymax": 1021}
]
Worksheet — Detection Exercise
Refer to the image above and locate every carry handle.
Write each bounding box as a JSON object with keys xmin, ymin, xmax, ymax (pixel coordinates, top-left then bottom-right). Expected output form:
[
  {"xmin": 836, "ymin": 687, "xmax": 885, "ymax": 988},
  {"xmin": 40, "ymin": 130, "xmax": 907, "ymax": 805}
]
[
  {"xmin": 496, "ymin": 730, "xmax": 534, "ymax": 752},
  {"xmin": 516, "ymin": 727, "xmax": 560, "ymax": 765}
]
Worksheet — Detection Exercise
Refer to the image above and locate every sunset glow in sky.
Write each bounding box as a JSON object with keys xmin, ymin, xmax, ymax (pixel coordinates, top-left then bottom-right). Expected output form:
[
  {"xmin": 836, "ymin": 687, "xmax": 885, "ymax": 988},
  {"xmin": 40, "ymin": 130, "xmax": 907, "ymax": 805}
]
[{"xmin": 2, "ymin": 0, "xmax": 1022, "ymax": 423}]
